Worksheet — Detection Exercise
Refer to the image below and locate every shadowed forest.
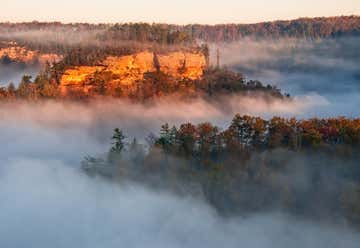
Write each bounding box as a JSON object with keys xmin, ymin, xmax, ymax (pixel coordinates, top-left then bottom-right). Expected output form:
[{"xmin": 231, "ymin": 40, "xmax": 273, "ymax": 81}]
[{"xmin": 83, "ymin": 115, "xmax": 360, "ymax": 227}]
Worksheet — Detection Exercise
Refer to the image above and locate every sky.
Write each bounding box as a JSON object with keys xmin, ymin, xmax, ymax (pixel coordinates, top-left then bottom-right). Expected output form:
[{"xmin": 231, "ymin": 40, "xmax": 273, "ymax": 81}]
[{"xmin": 1, "ymin": 0, "xmax": 360, "ymax": 24}]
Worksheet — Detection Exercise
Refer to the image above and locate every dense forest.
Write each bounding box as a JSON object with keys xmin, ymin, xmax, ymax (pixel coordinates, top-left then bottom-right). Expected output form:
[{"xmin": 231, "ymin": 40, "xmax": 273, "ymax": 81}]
[{"xmin": 82, "ymin": 115, "xmax": 360, "ymax": 227}]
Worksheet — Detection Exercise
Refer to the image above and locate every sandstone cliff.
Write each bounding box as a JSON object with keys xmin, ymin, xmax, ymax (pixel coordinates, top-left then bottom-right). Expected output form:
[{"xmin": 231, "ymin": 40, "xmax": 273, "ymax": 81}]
[
  {"xmin": 59, "ymin": 51, "xmax": 206, "ymax": 96},
  {"xmin": 0, "ymin": 42, "xmax": 62, "ymax": 65}
]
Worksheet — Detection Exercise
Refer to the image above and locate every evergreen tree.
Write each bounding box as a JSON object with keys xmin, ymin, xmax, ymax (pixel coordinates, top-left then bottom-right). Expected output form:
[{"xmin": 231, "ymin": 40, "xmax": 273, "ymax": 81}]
[{"xmin": 110, "ymin": 128, "xmax": 126, "ymax": 154}]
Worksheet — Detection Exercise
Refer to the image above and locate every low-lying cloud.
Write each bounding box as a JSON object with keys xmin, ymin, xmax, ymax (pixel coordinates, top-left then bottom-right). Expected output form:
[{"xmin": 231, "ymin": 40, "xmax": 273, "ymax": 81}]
[
  {"xmin": 0, "ymin": 158, "xmax": 359, "ymax": 248},
  {"xmin": 0, "ymin": 95, "xmax": 328, "ymax": 138},
  {"xmin": 0, "ymin": 96, "xmax": 327, "ymax": 166},
  {"xmin": 210, "ymin": 37, "xmax": 360, "ymax": 117},
  {"xmin": 0, "ymin": 63, "xmax": 39, "ymax": 86}
]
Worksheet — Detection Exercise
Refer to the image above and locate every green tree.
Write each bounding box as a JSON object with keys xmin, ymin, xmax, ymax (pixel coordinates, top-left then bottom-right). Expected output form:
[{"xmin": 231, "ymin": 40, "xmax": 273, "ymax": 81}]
[
  {"xmin": 229, "ymin": 115, "xmax": 253, "ymax": 149},
  {"xmin": 110, "ymin": 128, "xmax": 127, "ymax": 154},
  {"xmin": 157, "ymin": 124, "xmax": 177, "ymax": 153}
]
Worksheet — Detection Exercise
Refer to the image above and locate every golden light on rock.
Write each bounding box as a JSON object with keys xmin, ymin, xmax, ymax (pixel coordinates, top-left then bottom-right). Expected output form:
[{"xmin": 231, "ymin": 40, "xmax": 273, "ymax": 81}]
[{"xmin": 59, "ymin": 51, "xmax": 206, "ymax": 96}]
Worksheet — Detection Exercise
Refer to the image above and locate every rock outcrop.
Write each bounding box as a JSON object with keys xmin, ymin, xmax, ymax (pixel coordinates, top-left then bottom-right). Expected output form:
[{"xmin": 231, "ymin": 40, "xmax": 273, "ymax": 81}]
[
  {"xmin": 59, "ymin": 51, "xmax": 207, "ymax": 96},
  {"xmin": 0, "ymin": 42, "xmax": 62, "ymax": 65}
]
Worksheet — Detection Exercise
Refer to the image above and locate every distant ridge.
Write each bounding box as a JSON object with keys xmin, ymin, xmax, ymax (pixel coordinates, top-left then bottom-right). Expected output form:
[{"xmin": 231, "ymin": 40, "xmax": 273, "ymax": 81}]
[{"xmin": 1, "ymin": 15, "xmax": 360, "ymax": 42}]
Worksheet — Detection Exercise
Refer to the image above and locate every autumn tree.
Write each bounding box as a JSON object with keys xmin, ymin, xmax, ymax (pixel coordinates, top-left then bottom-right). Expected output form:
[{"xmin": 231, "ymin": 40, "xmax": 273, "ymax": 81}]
[
  {"xmin": 17, "ymin": 75, "xmax": 38, "ymax": 100},
  {"xmin": 196, "ymin": 122, "xmax": 219, "ymax": 161},
  {"xmin": 176, "ymin": 123, "xmax": 197, "ymax": 157}
]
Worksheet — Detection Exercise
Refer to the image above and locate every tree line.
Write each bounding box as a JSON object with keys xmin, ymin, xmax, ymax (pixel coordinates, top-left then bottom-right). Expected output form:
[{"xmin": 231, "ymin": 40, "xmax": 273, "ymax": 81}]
[
  {"xmin": 1, "ymin": 16, "xmax": 359, "ymax": 50},
  {"xmin": 100, "ymin": 16, "xmax": 360, "ymax": 42}
]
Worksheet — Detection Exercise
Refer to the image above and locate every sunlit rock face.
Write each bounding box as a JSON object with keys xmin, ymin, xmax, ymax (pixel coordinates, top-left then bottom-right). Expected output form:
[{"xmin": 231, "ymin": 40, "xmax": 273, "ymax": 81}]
[
  {"xmin": 59, "ymin": 66, "xmax": 105, "ymax": 94},
  {"xmin": 59, "ymin": 51, "xmax": 206, "ymax": 96},
  {"xmin": 103, "ymin": 52, "xmax": 156, "ymax": 86},
  {"xmin": 0, "ymin": 42, "xmax": 62, "ymax": 65},
  {"xmin": 157, "ymin": 51, "xmax": 206, "ymax": 79}
]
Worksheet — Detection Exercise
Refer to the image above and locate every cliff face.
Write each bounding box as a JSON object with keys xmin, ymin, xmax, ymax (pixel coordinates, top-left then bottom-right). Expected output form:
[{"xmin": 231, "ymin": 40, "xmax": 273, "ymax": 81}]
[
  {"xmin": 0, "ymin": 42, "xmax": 62, "ymax": 65},
  {"xmin": 59, "ymin": 66, "xmax": 105, "ymax": 94},
  {"xmin": 59, "ymin": 51, "xmax": 206, "ymax": 96}
]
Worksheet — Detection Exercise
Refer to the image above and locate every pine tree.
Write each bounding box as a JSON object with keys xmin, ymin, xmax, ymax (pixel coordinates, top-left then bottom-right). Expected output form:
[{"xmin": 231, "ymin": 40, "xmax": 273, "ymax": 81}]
[{"xmin": 110, "ymin": 128, "xmax": 126, "ymax": 154}]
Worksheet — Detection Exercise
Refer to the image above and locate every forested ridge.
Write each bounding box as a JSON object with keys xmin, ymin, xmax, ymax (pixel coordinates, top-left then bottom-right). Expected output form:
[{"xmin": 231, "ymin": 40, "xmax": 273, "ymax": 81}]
[
  {"xmin": 83, "ymin": 115, "xmax": 360, "ymax": 227},
  {"xmin": 1, "ymin": 16, "xmax": 359, "ymax": 52}
]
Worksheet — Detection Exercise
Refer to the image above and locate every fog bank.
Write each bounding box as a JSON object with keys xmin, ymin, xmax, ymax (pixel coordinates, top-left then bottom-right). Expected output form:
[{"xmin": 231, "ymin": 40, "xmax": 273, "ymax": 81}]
[
  {"xmin": 0, "ymin": 159, "xmax": 359, "ymax": 248},
  {"xmin": 0, "ymin": 63, "xmax": 39, "ymax": 86},
  {"xmin": 211, "ymin": 37, "xmax": 360, "ymax": 117}
]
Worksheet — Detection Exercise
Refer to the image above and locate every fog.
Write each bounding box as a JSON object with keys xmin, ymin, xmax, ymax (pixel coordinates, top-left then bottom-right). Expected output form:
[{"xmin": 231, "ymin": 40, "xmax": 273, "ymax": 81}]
[
  {"xmin": 0, "ymin": 95, "xmax": 327, "ymax": 142},
  {"xmin": 0, "ymin": 158, "xmax": 358, "ymax": 248},
  {"xmin": 0, "ymin": 27, "xmax": 103, "ymax": 47},
  {"xmin": 0, "ymin": 89, "xmax": 330, "ymax": 161},
  {"xmin": 211, "ymin": 37, "xmax": 360, "ymax": 117},
  {"xmin": 0, "ymin": 96, "xmax": 325, "ymax": 163},
  {"xmin": 0, "ymin": 62, "xmax": 39, "ymax": 86}
]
